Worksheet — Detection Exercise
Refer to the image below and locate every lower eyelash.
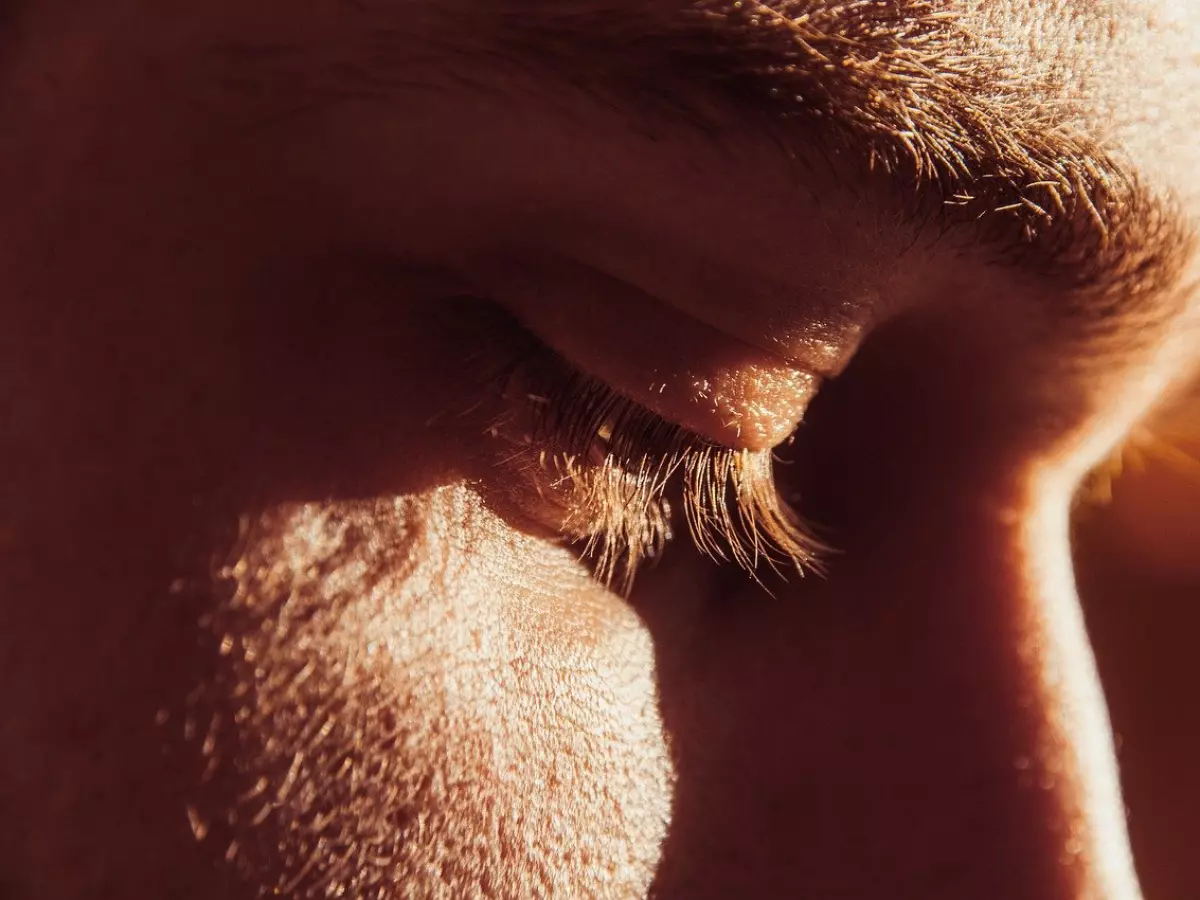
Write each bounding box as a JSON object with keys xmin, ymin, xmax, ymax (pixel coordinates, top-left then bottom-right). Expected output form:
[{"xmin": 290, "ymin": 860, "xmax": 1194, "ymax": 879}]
[{"xmin": 489, "ymin": 332, "xmax": 828, "ymax": 593}]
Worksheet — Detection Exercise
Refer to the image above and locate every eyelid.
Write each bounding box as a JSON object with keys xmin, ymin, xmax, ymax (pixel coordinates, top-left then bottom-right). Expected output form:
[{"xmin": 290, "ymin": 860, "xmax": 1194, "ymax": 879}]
[
  {"xmin": 489, "ymin": 329, "xmax": 828, "ymax": 592},
  {"xmin": 480, "ymin": 254, "xmax": 830, "ymax": 452}
]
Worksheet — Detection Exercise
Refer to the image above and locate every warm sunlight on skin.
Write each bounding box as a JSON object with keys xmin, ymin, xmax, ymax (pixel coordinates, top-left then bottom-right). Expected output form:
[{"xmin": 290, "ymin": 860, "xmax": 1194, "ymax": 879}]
[
  {"xmin": 1021, "ymin": 477, "xmax": 1136, "ymax": 898},
  {"xmin": 1, "ymin": 2, "xmax": 1200, "ymax": 899},
  {"xmin": 1075, "ymin": 395, "xmax": 1200, "ymax": 900},
  {"xmin": 1105, "ymin": 422, "xmax": 1200, "ymax": 579}
]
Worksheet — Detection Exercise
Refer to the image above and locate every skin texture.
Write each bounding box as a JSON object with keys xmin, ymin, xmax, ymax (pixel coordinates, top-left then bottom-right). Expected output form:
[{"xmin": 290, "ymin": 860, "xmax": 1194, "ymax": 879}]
[{"xmin": 1, "ymin": 1, "xmax": 1199, "ymax": 898}]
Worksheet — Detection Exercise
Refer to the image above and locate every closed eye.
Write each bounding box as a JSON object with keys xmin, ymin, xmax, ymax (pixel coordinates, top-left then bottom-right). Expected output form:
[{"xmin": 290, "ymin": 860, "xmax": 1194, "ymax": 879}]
[{"xmin": 486, "ymin": 319, "xmax": 828, "ymax": 592}]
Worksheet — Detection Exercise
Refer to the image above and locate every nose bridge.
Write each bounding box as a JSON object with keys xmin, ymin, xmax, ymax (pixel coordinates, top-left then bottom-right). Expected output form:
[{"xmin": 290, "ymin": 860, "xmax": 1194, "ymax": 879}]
[
  {"xmin": 649, "ymin": 475, "xmax": 1144, "ymax": 900},
  {"xmin": 836, "ymin": 487, "xmax": 1143, "ymax": 899},
  {"xmin": 1009, "ymin": 481, "xmax": 1142, "ymax": 899}
]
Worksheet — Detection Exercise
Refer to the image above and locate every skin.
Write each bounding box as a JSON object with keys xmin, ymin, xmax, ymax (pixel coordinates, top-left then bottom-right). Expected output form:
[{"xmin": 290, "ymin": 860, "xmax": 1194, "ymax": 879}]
[{"xmin": 0, "ymin": 1, "xmax": 1198, "ymax": 898}]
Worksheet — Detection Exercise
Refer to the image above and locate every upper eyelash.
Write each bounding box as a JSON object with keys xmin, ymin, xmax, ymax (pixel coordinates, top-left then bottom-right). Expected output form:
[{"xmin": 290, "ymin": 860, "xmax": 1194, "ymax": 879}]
[{"xmin": 491, "ymin": 332, "xmax": 828, "ymax": 593}]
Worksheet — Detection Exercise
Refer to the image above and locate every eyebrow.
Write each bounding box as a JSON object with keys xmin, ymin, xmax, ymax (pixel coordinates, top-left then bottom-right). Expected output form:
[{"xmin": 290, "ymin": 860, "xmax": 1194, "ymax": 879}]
[{"xmin": 473, "ymin": 0, "xmax": 1193, "ymax": 316}]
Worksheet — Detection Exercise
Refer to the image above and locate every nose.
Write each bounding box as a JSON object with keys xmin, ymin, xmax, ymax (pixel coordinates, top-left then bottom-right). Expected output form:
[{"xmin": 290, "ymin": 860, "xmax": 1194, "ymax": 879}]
[
  {"xmin": 647, "ymin": 481, "xmax": 1141, "ymax": 899},
  {"xmin": 643, "ymin": 336, "xmax": 1143, "ymax": 899}
]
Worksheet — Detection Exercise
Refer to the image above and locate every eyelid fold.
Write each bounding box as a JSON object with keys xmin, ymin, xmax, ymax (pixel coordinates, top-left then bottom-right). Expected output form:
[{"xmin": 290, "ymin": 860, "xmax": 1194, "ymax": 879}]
[{"xmin": 483, "ymin": 254, "xmax": 832, "ymax": 452}]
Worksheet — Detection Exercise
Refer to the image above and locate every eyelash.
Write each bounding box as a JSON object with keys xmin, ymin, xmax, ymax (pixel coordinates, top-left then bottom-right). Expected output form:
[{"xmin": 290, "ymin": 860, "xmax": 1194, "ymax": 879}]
[{"xmin": 488, "ymin": 328, "xmax": 827, "ymax": 592}]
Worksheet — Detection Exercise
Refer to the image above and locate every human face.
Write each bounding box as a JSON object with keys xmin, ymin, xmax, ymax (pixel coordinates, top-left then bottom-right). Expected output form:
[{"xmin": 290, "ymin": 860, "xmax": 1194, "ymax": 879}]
[{"xmin": 1, "ymin": 1, "xmax": 1197, "ymax": 898}]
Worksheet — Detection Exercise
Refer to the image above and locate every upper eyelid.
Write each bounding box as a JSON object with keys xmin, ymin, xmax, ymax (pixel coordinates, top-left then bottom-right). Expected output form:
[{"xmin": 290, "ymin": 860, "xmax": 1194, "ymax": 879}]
[{"xmin": 490, "ymin": 329, "xmax": 826, "ymax": 592}]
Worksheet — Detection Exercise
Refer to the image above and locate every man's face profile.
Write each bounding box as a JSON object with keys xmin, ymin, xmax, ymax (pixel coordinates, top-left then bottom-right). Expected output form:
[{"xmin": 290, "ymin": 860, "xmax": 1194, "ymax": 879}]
[{"xmin": 1, "ymin": 1, "xmax": 1199, "ymax": 898}]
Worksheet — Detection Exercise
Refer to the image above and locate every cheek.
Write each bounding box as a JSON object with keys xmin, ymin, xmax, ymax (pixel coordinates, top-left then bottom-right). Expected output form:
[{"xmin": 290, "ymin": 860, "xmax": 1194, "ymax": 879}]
[{"xmin": 183, "ymin": 486, "xmax": 672, "ymax": 900}]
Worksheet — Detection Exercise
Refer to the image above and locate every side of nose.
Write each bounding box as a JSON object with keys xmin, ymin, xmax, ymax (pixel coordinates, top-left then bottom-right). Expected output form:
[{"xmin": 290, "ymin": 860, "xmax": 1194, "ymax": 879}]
[{"xmin": 647, "ymin": 472, "xmax": 1142, "ymax": 900}]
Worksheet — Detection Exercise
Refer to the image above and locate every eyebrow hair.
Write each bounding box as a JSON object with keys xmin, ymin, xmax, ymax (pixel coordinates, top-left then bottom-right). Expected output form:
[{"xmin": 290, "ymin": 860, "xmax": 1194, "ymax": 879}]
[{"xmin": 466, "ymin": 0, "xmax": 1194, "ymax": 319}]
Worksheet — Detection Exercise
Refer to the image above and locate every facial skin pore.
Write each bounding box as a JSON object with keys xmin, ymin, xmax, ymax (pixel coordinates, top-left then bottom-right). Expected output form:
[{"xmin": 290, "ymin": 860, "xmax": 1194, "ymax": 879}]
[{"xmin": 0, "ymin": 2, "xmax": 1198, "ymax": 899}]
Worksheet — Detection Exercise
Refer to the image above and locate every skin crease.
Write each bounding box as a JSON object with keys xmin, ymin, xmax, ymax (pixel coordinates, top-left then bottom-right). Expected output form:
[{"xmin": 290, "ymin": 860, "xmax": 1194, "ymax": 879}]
[{"xmin": 0, "ymin": 2, "xmax": 1199, "ymax": 900}]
